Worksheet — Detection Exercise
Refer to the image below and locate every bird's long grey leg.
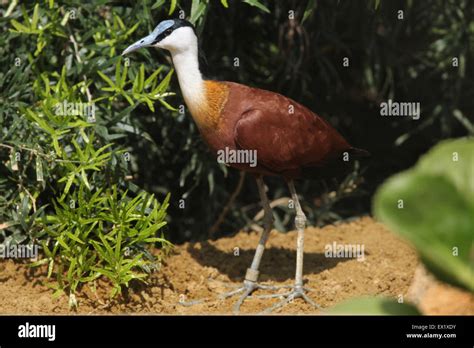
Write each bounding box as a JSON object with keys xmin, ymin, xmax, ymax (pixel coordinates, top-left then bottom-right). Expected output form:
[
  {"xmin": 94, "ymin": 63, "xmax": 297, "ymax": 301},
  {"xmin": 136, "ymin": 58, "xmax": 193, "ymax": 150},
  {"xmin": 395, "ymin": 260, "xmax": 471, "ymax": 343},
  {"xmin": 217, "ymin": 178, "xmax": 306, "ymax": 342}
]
[
  {"xmin": 259, "ymin": 180, "xmax": 321, "ymax": 314},
  {"xmin": 245, "ymin": 176, "xmax": 274, "ymax": 285},
  {"xmin": 180, "ymin": 176, "xmax": 274, "ymax": 310},
  {"xmin": 226, "ymin": 176, "xmax": 274, "ymax": 313},
  {"xmin": 287, "ymin": 179, "xmax": 305, "ymax": 293}
]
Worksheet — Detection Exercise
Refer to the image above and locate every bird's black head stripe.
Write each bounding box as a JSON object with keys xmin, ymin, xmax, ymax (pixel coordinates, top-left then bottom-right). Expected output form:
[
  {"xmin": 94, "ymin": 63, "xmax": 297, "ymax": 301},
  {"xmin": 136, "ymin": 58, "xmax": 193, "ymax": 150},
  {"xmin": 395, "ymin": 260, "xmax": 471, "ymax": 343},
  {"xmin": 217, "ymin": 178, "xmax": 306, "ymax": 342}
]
[{"xmin": 152, "ymin": 19, "xmax": 195, "ymax": 44}]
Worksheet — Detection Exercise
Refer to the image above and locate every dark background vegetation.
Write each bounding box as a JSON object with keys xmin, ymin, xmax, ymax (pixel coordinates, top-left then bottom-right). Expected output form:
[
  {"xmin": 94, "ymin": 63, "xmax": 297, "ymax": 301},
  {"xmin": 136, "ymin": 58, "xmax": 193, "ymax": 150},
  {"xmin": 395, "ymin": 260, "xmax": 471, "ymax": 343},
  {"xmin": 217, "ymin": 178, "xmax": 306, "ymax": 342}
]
[
  {"xmin": 1, "ymin": 0, "xmax": 473, "ymax": 248},
  {"xmin": 138, "ymin": 0, "xmax": 473, "ymax": 242}
]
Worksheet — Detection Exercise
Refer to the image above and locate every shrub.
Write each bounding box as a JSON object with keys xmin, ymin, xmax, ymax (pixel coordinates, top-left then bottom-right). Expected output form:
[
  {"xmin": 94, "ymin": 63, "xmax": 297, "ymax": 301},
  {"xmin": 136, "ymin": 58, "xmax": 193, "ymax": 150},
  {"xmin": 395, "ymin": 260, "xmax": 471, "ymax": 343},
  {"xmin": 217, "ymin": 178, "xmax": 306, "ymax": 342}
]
[
  {"xmin": 37, "ymin": 185, "xmax": 171, "ymax": 304},
  {"xmin": 0, "ymin": 0, "xmax": 184, "ymax": 304}
]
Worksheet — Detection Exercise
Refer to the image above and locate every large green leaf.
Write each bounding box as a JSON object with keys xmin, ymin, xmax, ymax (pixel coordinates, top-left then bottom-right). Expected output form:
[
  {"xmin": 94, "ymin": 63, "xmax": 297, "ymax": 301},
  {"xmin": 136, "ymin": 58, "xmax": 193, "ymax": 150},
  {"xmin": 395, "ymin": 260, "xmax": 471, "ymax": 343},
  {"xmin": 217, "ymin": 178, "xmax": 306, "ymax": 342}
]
[
  {"xmin": 374, "ymin": 138, "xmax": 474, "ymax": 292},
  {"xmin": 417, "ymin": 138, "xmax": 474, "ymax": 209},
  {"xmin": 327, "ymin": 297, "xmax": 420, "ymax": 315}
]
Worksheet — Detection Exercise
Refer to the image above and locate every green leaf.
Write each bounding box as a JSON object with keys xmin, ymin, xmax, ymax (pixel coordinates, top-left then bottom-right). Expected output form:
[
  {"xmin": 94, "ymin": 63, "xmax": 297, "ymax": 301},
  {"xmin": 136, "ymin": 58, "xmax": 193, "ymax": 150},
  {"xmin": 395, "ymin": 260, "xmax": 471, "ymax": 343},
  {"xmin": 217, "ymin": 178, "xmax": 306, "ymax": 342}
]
[
  {"xmin": 98, "ymin": 71, "xmax": 116, "ymax": 89},
  {"xmin": 10, "ymin": 19, "xmax": 30, "ymax": 33},
  {"xmin": 132, "ymin": 64, "xmax": 145, "ymax": 93},
  {"xmin": 302, "ymin": 0, "xmax": 317, "ymax": 23},
  {"xmin": 80, "ymin": 169, "xmax": 91, "ymax": 190},
  {"xmin": 138, "ymin": 64, "xmax": 145, "ymax": 92},
  {"xmin": 66, "ymin": 231, "xmax": 85, "ymax": 244},
  {"xmin": 190, "ymin": 0, "xmax": 207, "ymax": 24},
  {"xmin": 35, "ymin": 156, "xmax": 44, "ymax": 182},
  {"xmin": 152, "ymin": 0, "xmax": 166, "ymax": 10},
  {"xmin": 26, "ymin": 109, "xmax": 55, "ymax": 134},
  {"xmin": 30, "ymin": 258, "xmax": 49, "ymax": 267},
  {"xmin": 157, "ymin": 98, "xmax": 177, "ymax": 111},
  {"xmin": 416, "ymin": 138, "xmax": 474, "ymax": 209},
  {"xmin": 51, "ymin": 134, "xmax": 62, "ymax": 155},
  {"xmin": 115, "ymin": 229, "xmax": 122, "ymax": 261},
  {"xmin": 242, "ymin": 0, "xmax": 270, "ymax": 13},
  {"xmin": 47, "ymin": 259, "xmax": 54, "ymax": 278},
  {"xmin": 63, "ymin": 173, "xmax": 75, "ymax": 197},
  {"xmin": 31, "ymin": 4, "xmax": 39, "ymax": 29},
  {"xmin": 5, "ymin": 0, "xmax": 18, "ymax": 17},
  {"xmin": 57, "ymin": 236, "xmax": 71, "ymax": 251},
  {"xmin": 154, "ymin": 68, "xmax": 174, "ymax": 93},
  {"xmin": 327, "ymin": 297, "xmax": 421, "ymax": 315},
  {"xmin": 144, "ymin": 66, "xmax": 163, "ymax": 88},
  {"xmin": 99, "ymin": 233, "xmax": 115, "ymax": 261},
  {"xmin": 115, "ymin": 59, "xmax": 122, "ymax": 89},
  {"xmin": 169, "ymin": 0, "xmax": 177, "ymax": 15},
  {"xmin": 374, "ymin": 138, "xmax": 474, "ymax": 292}
]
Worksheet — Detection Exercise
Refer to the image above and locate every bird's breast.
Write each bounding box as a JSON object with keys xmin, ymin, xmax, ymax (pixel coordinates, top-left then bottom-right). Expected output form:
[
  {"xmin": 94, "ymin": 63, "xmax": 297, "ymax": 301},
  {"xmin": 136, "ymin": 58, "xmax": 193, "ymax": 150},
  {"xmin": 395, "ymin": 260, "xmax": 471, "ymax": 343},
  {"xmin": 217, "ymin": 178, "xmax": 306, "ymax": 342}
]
[
  {"xmin": 188, "ymin": 80, "xmax": 229, "ymax": 131},
  {"xmin": 187, "ymin": 81, "xmax": 238, "ymax": 154}
]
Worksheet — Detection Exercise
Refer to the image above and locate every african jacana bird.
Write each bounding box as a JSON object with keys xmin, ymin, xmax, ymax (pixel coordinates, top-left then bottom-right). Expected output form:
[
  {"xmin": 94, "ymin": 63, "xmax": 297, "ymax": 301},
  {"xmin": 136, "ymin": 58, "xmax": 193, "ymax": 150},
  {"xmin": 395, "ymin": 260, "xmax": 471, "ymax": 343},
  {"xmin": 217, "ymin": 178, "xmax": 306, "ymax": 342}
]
[{"xmin": 123, "ymin": 19, "xmax": 369, "ymax": 313}]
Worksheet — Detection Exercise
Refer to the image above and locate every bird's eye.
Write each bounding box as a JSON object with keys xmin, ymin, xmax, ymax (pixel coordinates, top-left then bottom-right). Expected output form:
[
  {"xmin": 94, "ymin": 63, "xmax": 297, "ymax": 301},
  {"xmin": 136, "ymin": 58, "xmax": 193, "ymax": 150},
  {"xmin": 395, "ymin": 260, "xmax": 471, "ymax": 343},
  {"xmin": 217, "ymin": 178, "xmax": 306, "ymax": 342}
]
[{"xmin": 165, "ymin": 28, "xmax": 173, "ymax": 36}]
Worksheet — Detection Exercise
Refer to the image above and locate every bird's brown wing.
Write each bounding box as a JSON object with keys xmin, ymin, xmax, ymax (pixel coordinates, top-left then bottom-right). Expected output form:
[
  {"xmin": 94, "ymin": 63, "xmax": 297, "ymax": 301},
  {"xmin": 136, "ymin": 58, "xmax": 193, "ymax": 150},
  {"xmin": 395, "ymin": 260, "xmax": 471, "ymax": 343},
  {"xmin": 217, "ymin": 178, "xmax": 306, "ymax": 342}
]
[{"xmin": 233, "ymin": 97, "xmax": 351, "ymax": 175}]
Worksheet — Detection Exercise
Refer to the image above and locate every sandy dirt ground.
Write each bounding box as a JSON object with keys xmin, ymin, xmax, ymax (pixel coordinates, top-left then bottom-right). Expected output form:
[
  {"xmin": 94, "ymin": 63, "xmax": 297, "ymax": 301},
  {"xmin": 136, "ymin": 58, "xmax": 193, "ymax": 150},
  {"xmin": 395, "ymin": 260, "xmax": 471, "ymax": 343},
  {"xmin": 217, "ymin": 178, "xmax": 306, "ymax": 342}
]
[{"xmin": 0, "ymin": 217, "xmax": 472, "ymax": 315}]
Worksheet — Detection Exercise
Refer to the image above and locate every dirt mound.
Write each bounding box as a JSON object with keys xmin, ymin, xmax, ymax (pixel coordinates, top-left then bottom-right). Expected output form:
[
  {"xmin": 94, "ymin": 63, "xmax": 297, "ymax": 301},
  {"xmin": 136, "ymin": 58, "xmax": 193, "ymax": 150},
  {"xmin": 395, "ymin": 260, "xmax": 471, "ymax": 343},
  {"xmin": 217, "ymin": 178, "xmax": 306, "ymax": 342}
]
[{"xmin": 0, "ymin": 217, "xmax": 471, "ymax": 314}]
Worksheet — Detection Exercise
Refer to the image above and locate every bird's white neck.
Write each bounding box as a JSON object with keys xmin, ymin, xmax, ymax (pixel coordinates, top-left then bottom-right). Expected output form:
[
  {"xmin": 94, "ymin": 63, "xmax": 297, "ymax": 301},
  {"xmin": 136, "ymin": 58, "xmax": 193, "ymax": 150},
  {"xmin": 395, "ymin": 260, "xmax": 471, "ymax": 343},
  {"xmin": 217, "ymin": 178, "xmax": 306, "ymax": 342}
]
[{"xmin": 170, "ymin": 45, "xmax": 205, "ymax": 114}]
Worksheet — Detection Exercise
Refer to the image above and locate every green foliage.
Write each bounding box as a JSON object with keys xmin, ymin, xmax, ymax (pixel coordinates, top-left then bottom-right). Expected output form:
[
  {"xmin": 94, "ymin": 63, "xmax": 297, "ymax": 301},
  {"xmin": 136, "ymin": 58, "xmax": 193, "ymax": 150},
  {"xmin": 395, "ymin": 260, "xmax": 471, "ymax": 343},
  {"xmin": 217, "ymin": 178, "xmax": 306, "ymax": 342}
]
[
  {"xmin": 327, "ymin": 297, "xmax": 421, "ymax": 315},
  {"xmin": 97, "ymin": 60, "xmax": 176, "ymax": 112},
  {"xmin": 0, "ymin": 0, "xmax": 186, "ymax": 302},
  {"xmin": 36, "ymin": 186, "xmax": 171, "ymax": 303},
  {"xmin": 374, "ymin": 138, "xmax": 474, "ymax": 292},
  {"xmin": 1, "ymin": 0, "xmax": 472, "ymax": 250}
]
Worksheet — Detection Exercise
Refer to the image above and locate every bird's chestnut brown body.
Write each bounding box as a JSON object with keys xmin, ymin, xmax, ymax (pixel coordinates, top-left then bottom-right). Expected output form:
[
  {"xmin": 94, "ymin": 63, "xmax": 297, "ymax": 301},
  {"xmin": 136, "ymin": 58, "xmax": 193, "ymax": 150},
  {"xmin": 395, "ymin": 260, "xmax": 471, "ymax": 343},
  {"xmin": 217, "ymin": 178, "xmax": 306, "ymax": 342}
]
[{"xmin": 192, "ymin": 80, "xmax": 355, "ymax": 179}]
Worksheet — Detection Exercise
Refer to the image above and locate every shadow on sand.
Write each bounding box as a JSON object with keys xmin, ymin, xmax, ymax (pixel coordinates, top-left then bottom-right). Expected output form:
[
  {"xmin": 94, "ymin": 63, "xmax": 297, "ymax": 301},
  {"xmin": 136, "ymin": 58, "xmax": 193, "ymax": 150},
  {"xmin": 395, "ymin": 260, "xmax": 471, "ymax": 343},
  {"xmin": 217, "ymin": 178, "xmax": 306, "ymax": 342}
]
[{"xmin": 186, "ymin": 240, "xmax": 351, "ymax": 283}]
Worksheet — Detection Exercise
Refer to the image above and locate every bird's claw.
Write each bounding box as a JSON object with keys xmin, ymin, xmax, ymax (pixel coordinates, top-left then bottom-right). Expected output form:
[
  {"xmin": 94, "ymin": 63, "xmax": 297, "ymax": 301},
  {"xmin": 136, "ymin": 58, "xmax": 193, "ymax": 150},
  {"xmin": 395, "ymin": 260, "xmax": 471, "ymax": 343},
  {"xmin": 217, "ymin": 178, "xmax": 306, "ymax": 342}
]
[
  {"xmin": 218, "ymin": 280, "xmax": 271, "ymax": 314},
  {"xmin": 178, "ymin": 279, "xmax": 321, "ymax": 314},
  {"xmin": 219, "ymin": 281, "xmax": 320, "ymax": 314},
  {"xmin": 177, "ymin": 279, "xmax": 264, "ymax": 308},
  {"xmin": 259, "ymin": 286, "xmax": 321, "ymax": 314}
]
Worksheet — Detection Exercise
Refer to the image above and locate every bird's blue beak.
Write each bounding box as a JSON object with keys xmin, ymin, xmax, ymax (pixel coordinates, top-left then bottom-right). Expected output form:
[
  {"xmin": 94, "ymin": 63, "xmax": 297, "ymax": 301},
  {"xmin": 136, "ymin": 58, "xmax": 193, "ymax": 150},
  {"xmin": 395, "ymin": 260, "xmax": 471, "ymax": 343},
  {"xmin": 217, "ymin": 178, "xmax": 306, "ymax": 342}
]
[{"xmin": 122, "ymin": 33, "xmax": 156, "ymax": 56}]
